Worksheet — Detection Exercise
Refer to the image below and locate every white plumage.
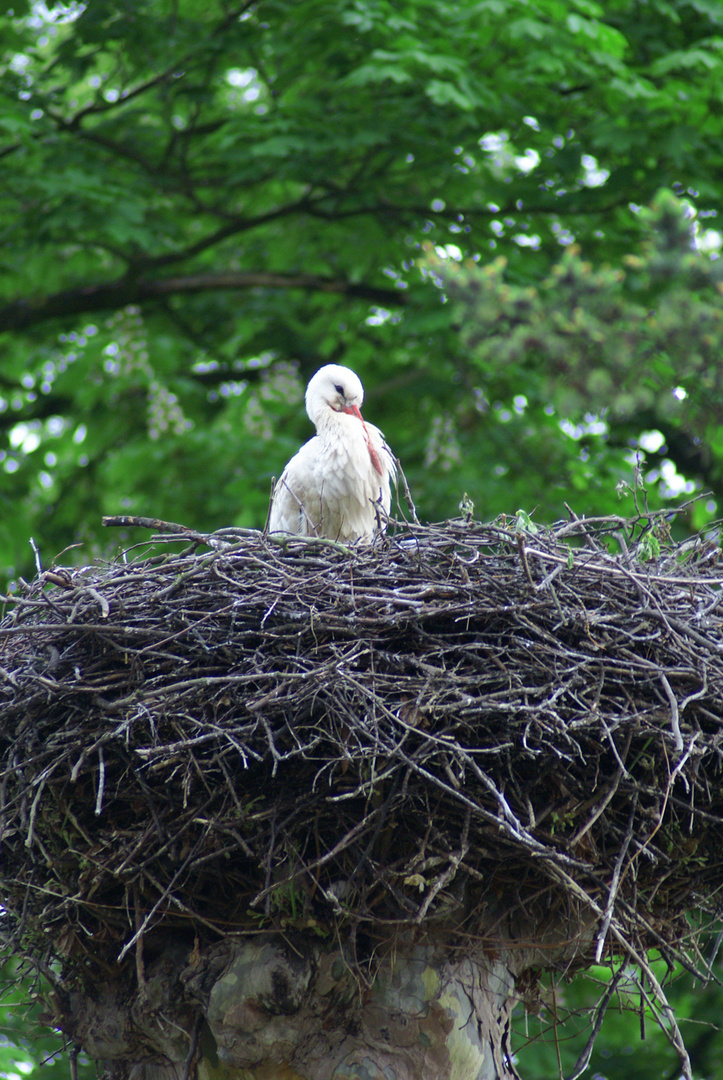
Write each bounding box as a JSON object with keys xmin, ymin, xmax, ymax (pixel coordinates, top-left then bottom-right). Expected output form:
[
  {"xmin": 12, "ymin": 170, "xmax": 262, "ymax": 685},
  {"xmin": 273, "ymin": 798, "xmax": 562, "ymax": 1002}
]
[{"xmin": 268, "ymin": 364, "xmax": 396, "ymax": 543}]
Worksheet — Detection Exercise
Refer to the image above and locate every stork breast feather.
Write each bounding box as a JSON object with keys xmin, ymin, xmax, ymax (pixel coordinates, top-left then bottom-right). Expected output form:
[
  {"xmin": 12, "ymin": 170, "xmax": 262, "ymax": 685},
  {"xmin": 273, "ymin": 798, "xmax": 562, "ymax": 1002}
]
[{"xmin": 314, "ymin": 428, "xmax": 374, "ymax": 504}]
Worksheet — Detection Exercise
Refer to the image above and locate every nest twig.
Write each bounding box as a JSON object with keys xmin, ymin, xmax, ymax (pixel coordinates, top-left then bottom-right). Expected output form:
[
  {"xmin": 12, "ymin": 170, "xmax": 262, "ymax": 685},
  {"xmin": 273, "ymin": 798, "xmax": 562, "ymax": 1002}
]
[{"xmin": 1, "ymin": 512, "xmax": 723, "ymax": 1028}]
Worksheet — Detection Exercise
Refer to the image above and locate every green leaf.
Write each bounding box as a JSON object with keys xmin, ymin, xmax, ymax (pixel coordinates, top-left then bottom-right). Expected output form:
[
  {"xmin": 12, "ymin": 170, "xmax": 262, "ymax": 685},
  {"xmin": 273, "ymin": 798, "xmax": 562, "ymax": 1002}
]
[{"xmin": 426, "ymin": 79, "xmax": 475, "ymax": 109}]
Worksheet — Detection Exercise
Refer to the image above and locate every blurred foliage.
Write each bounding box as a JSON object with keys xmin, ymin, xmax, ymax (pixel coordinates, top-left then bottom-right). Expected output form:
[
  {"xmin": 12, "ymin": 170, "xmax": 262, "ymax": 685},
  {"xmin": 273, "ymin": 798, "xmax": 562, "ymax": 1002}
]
[
  {"xmin": 2, "ymin": 0, "xmax": 723, "ymax": 1075},
  {"xmin": 443, "ymin": 188, "xmax": 723, "ymax": 534},
  {"xmin": 513, "ymin": 957, "xmax": 723, "ymax": 1080},
  {"xmin": 0, "ymin": 959, "xmax": 93, "ymax": 1080}
]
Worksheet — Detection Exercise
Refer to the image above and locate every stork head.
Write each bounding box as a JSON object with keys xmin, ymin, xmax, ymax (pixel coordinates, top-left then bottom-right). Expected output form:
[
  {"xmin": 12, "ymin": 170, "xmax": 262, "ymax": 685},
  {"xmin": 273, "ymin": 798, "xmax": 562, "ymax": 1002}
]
[{"xmin": 305, "ymin": 364, "xmax": 365, "ymax": 427}]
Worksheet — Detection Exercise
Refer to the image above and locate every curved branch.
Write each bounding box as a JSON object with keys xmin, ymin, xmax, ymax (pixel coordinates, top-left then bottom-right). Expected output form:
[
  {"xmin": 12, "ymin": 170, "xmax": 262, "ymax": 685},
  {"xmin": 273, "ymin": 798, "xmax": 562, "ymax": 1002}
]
[{"xmin": 0, "ymin": 271, "xmax": 406, "ymax": 333}]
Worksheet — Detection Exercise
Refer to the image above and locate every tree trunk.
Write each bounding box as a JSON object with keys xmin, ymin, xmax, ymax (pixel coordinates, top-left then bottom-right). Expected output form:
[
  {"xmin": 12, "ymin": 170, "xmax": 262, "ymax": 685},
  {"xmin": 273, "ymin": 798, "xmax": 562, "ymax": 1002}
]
[{"xmin": 66, "ymin": 936, "xmax": 520, "ymax": 1080}]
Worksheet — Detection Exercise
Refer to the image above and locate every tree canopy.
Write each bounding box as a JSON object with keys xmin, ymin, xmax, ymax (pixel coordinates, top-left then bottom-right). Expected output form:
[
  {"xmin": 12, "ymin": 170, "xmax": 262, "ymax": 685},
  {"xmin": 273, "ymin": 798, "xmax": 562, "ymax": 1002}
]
[{"xmin": 2, "ymin": 0, "xmax": 723, "ymax": 585}]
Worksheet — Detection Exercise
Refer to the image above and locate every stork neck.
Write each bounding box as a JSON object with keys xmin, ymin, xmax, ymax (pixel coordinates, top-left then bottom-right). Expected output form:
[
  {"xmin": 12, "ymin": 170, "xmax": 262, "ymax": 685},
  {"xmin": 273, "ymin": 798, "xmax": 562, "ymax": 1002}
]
[{"xmin": 314, "ymin": 406, "xmax": 357, "ymax": 434}]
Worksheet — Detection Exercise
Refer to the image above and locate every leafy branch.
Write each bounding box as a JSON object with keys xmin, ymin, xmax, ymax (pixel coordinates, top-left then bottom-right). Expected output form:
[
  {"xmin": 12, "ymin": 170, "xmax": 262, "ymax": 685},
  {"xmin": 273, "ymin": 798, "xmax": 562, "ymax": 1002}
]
[{"xmin": 0, "ymin": 271, "xmax": 406, "ymax": 332}]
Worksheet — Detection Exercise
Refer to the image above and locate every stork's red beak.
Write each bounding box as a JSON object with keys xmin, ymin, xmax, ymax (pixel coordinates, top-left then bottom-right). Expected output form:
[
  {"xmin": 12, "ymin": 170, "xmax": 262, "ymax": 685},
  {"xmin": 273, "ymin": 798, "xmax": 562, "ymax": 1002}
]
[{"xmin": 342, "ymin": 403, "xmax": 364, "ymax": 421}]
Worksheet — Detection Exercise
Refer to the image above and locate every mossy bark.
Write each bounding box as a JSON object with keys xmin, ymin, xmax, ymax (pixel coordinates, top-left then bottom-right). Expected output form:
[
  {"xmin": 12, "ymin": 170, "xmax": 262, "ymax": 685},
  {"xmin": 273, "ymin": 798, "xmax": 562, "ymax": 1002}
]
[{"xmin": 66, "ymin": 936, "xmax": 520, "ymax": 1080}]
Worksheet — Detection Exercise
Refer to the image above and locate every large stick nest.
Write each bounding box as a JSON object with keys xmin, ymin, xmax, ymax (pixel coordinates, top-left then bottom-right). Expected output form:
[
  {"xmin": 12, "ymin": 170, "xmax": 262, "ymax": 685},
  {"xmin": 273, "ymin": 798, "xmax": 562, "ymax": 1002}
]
[{"xmin": 2, "ymin": 513, "xmax": 723, "ymax": 987}]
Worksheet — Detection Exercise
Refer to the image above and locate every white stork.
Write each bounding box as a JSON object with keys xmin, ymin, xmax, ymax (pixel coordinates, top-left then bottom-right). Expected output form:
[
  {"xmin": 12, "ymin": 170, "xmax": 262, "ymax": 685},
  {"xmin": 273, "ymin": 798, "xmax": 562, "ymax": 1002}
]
[{"xmin": 268, "ymin": 364, "xmax": 396, "ymax": 543}]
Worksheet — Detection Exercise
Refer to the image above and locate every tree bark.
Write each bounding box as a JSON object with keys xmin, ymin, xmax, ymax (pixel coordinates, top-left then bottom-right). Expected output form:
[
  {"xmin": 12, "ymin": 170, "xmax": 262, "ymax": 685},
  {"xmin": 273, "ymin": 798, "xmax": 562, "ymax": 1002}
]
[
  {"xmin": 64, "ymin": 935, "xmax": 521, "ymax": 1080},
  {"xmin": 0, "ymin": 272, "xmax": 404, "ymax": 332}
]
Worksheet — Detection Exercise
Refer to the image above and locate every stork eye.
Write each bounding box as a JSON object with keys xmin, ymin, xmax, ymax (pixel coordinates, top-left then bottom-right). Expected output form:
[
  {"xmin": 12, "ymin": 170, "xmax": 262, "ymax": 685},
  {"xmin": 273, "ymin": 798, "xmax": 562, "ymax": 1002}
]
[{"xmin": 334, "ymin": 384, "xmax": 344, "ymax": 395}]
